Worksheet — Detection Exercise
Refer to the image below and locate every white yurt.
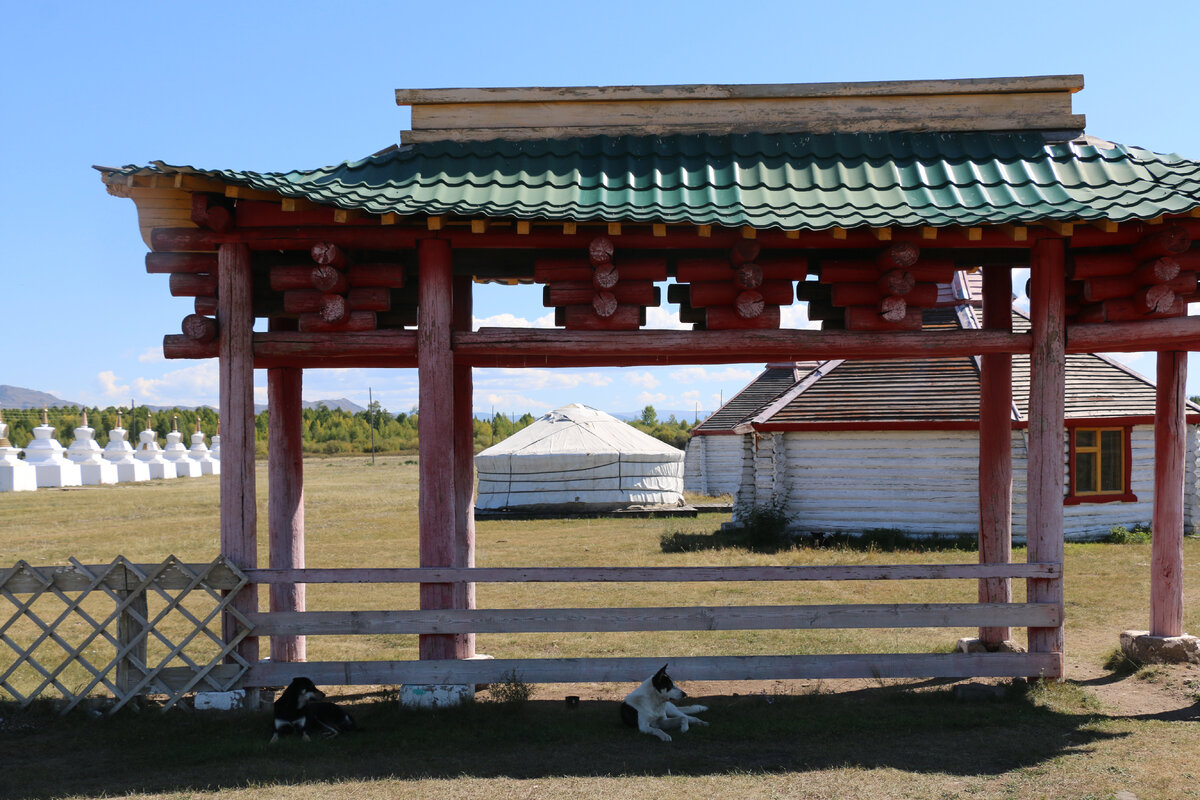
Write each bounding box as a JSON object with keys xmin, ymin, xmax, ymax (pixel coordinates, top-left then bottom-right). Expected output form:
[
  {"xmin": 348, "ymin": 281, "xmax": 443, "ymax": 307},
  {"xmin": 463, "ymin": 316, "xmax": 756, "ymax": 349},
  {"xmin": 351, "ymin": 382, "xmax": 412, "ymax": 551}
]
[{"xmin": 475, "ymin": 404, "xmax": 685, "ymax": 512}]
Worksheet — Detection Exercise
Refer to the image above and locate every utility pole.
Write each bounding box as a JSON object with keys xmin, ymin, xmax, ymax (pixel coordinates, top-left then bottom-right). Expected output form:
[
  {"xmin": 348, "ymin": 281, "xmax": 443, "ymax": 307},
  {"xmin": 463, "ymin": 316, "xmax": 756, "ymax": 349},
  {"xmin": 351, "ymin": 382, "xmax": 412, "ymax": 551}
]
[{"xmin": 368, "ymin": 387, "xmax": 376, "ymax": 465}]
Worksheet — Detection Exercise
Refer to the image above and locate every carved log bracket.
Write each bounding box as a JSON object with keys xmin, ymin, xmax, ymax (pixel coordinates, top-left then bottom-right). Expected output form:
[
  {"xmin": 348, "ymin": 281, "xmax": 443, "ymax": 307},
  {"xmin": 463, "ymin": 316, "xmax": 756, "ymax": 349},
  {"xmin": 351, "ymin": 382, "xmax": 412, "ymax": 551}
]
[
  {"xmin": 536, "ymin": 235, "xmax": 664, "ymax": 330},
  {"xmin": 813, "ymin": 243, "xmax": 954, "ymax": 331},
  {"xmin": 1065, "ymin": 225, "xmax": 1196, "ymax": 324}
]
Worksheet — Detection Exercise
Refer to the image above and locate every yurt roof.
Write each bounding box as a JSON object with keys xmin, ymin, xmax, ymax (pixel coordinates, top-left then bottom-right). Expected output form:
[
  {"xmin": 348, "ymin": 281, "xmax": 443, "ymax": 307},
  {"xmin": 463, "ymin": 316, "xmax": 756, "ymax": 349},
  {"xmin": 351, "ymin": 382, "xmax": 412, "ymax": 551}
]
[{"xmin": 477, "ymin": 404, "xmax": 683, "ymax": 458}]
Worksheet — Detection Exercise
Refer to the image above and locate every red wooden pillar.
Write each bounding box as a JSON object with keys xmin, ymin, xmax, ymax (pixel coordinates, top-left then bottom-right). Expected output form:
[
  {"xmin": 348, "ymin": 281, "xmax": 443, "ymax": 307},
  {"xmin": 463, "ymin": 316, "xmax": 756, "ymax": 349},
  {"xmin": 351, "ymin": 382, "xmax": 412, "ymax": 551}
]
[
  {"xmin": 268, "ymin": 317, "xmax": 305, "ymax": 662},
  {"xmin": 1026, "ymin": 239, "xmax": 1066, "ymax": 672},
  {"xmin": 217, "ymin": 242, "xmax": 258, "ymax": 664},
  {"xmin": 417, "ymin": 238, "xmax": 457, "ymax": 661},
  {"xmin": 1151, "ymin": 350, "xmax": 1187, "ymax": 636},
  {"xmin": 979, "ymin": 265, "xmax": 1013, "ymax": 645},
  {"xmin": 452, "ymin": 275, "xmax": 477, "ymax": 659}
]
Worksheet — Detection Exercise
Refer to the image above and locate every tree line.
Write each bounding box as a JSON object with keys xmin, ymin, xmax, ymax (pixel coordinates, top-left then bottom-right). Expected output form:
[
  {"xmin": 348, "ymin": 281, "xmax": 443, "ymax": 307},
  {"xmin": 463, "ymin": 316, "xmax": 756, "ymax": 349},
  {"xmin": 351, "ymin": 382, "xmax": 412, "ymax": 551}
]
[{"xmin": 0, "ymin": 404, "xmax": 692, "ymax": 456}]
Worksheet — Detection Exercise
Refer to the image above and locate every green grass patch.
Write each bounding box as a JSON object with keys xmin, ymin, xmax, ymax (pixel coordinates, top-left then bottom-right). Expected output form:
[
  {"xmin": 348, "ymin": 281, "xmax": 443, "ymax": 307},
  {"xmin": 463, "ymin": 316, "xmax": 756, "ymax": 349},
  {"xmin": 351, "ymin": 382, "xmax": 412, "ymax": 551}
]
[{"xmin": 1106, "ymin": 523, "xmax": 1153, "ymax": 544}]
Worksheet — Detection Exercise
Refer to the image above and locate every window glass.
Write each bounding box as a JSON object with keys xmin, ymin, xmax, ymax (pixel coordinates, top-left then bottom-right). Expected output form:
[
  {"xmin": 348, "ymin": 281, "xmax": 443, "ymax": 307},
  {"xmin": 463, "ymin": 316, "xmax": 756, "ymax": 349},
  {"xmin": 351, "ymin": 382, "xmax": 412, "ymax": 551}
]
[
  {"xmin": 1076, "ymin": 451, "xmax": 1097, "ymax": 494},
  {"xmin": 1071, "ymin": 427, "xmax": 1127, "ymax": 497},
  {"xmin": 1100, "ymin": 429, "xmax": 1123, "ymax": 493}
]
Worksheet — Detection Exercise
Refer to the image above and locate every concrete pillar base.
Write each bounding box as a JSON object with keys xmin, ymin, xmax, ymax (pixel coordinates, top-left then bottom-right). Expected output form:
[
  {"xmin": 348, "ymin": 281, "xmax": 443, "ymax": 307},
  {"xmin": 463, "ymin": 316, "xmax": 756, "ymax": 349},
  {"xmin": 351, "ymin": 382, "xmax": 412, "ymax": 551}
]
[
  {"xmin": 1119, "ymin": 630, "xmax": 1200, "ymax": 665},
  {"xmin": 399, "ymin": 684, "xmax": 474, "ymax": 709},
  {"xmin": 194, "ymin": 689, "xmax": 247, "ymax": 711}
]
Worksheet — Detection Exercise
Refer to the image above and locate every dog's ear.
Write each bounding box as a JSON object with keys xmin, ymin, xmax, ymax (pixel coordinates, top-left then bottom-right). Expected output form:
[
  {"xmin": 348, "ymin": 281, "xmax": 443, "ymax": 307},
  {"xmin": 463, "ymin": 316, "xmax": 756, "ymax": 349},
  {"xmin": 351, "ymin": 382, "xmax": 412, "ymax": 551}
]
[{"xmin": 657, "ymin": 664, "xmax": 668, "ymax": 676}]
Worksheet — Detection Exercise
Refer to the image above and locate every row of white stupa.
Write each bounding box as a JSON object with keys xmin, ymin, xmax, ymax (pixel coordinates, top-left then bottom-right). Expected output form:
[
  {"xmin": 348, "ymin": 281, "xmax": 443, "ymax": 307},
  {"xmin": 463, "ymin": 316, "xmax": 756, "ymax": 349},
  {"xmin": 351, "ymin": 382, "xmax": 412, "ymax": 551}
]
[{"xmin": 0, "ymin": 410, "xmax": 221, "ymax": 492}]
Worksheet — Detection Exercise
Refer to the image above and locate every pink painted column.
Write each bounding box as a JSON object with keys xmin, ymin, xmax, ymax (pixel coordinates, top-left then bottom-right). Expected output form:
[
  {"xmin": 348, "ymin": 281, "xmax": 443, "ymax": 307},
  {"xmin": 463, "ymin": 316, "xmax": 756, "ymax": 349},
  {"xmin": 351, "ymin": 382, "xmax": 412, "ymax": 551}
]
[
  {"xmin": 217, "ymin": 242, "xmax": 259, "ymax": 664},
  {"xmin": 452, "ymin": 274, "xmax": 477, "ymax": 659},
  {"xmin": 978, "ymin": 265, "xmax": 1013, "ymax": 645},
  {"xmin": 1151, "ymin": 350, "xmax": 1187, "ymax": 636},
  {"xmin": 1026, "ymin": 239, "xmax": 1066, "ymax": 672},
  {"xmin": 267, "ymin": 321, "xmax": 305, "ymax": 661},
  {"xmin": 417, "ymin": 238, "xmax": 457, "ymax": 661}
]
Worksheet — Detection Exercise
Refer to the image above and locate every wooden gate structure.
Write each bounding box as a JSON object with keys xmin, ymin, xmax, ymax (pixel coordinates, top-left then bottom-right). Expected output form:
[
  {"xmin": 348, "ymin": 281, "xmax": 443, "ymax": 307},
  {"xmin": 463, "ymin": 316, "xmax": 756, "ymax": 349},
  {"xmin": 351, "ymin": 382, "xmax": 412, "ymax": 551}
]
[{"xmin": 95, "ymin": 75, "xmax": 1200, "ymax": 691}]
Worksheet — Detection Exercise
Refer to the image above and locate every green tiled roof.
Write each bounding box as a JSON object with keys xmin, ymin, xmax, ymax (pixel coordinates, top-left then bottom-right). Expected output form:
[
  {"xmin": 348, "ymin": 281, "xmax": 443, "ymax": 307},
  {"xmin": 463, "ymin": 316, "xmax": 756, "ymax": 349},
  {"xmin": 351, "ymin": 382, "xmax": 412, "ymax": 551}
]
[{"xmin": 117, "ymin": 132, "xmax": 1200, "ymax": 230}]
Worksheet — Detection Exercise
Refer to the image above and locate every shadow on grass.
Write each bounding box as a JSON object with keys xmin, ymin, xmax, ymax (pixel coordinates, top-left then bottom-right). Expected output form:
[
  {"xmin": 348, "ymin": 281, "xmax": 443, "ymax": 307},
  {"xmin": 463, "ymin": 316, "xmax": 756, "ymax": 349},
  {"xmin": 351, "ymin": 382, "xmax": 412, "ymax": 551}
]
[
  {"xmin": 1, "ymin": 682, "xmax": 1131, "ymax": 799},
  {"xmin": 661, "ymin": 526, "xmax": 979, "ymax": 555}
]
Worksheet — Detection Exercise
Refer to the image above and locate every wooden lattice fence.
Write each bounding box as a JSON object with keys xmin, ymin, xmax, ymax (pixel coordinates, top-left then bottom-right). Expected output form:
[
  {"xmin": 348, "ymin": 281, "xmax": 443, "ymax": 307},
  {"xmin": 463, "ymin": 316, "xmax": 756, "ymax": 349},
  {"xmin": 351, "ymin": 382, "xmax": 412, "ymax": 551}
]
[{"xmin": 0, "ymin": 556, "xmax": 252, "ymax": 713}]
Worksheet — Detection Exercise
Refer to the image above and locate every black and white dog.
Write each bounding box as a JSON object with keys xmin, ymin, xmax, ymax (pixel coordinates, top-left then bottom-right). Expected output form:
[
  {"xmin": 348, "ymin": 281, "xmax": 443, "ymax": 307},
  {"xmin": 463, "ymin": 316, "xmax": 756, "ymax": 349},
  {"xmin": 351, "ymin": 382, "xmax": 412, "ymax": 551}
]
[
  {"xmin": 270, "ymin": 676, "xmax": 357, "ymax": 743},
  {"xmin": 620, "ymin": 664, "xmax": 708, "ymax": 742}
]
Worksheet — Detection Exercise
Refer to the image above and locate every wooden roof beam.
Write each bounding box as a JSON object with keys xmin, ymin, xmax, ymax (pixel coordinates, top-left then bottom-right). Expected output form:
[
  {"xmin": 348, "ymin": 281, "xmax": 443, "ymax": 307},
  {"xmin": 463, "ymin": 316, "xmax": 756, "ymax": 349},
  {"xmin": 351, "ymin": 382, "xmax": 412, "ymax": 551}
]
[{"xmin": 398, "ymin": 76, "xmax": 1085, "ymax": 143}]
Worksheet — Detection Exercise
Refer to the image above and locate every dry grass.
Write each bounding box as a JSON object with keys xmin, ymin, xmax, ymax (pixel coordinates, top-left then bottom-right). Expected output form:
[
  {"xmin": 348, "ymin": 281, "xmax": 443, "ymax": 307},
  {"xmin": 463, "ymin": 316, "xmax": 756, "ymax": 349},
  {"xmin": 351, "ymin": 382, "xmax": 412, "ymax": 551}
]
[{"xmin": 4, "ymin": 456, "xmax": 1200, "ymax": 800}]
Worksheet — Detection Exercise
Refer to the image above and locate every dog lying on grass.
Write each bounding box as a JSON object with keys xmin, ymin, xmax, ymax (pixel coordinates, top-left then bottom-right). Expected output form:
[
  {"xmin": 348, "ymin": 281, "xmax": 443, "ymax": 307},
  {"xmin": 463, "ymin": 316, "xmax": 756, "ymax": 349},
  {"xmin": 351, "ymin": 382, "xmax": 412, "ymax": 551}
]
[
  {"xmin": 620, "ymin": 664, "xmax": 708, "ymax": 742},
  {"xmin": 270, "ymin": 677, "xmax": 357, "ymax": 743}
]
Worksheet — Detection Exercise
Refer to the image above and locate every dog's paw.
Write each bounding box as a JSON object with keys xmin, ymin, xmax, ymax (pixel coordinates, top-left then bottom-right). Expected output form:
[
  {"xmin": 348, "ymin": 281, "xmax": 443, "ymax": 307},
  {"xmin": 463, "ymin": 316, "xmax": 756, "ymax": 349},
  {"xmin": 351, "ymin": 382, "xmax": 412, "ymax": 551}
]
[
  {"xmin": 692, "ymin": 705, "xmax": 708, "ymax": 713},
  {"xmin": 655, "ymin": 731, "xmax": 672, "ymax": 742},
  {"xmin": 691, "ymin": 718, "xmax": 709, "ymax": 727}
]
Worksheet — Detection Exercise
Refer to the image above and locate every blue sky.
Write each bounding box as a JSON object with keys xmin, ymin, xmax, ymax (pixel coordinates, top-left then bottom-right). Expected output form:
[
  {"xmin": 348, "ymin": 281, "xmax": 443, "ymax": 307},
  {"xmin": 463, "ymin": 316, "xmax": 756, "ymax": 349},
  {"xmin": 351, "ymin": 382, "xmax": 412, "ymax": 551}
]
[{"xmin": 4, "ymin": 1, "xmax": 1200, "ymax": 418}]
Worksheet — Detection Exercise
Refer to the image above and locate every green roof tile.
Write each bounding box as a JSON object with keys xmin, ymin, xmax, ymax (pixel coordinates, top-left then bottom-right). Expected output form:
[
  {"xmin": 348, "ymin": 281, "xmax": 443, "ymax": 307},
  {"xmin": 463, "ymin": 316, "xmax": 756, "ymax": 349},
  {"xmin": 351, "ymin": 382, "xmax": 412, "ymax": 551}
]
[{"xmin": 116, "ymin": 132, "xmax": 1200, "ymax": 230}]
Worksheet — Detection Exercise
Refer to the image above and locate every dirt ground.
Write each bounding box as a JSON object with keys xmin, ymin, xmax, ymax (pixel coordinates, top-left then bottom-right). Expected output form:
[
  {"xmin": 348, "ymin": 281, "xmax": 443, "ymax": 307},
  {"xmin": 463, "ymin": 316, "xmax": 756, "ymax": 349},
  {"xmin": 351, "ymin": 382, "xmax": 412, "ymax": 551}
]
[{"xmin": 513, "ymin": 658, "xmax": 1200, "ymax": 720}]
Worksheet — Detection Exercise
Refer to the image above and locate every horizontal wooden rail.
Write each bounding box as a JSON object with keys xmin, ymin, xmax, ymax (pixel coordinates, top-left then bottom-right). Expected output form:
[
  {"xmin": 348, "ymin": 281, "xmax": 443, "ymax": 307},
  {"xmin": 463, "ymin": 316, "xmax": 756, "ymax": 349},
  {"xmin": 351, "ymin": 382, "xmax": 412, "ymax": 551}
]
[
  {"xmin": 248, "ymin": 602, "xmax": 1060, "ymax": 636},
  {"xmin": 245, "ymin": 563, "xmax": 1061, "ymax": 584},
  {"xmin": 3, "ymin": 561, "xmax": 244, "ymax": 594},
  {"xmin": 242, "ymin": 652, "xmax": 1063, "ymax": 687}
]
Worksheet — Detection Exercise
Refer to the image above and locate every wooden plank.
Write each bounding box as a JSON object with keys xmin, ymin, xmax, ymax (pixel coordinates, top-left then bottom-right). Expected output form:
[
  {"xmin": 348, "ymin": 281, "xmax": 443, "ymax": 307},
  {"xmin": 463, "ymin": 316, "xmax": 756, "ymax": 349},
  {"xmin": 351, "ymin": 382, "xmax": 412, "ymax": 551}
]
[
  {"xmin": 403, "ymin": 91, "xmax": 1083, "ymax": 141},
  {"xmin": 396, "ymin": 76, "xmax": 1084, "ymax": 105},
  {"xmin": 244, "ymin": 562, "xmax": 1062, "ymax": 585},
  {"xmin": 155, "ymin": 664, "xmax": 246, "ymax": 691},
  {"xmin": 1151, "ymin": 351, "xmax": 1187, "ymax": 637},
  {"xmin": 2, "ymin": 562, "xmax": 243, "ymax": 593},
  {"xmin": 168, "ymin": 325, "xmax": 1039, "ymax": 369},
  {"xmin": 247, "ymin": 602, "xmax": 1062, "ymax": 636},
  {"xmin": 455, "ymin": 328, "xmax": 1031, "ymax": 366},
  {"xmin": 243, "ymin": 651, "xmax": 1063, "ymax": 688}
]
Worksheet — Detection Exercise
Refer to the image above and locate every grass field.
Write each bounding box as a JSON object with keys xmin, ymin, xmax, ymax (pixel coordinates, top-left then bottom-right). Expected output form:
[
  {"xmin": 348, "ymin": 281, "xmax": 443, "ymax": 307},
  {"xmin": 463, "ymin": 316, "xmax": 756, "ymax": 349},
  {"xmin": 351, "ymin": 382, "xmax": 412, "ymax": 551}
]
[{"xmin": 4, "ymin": 457, "xmax": 1200, "ymax": 800}]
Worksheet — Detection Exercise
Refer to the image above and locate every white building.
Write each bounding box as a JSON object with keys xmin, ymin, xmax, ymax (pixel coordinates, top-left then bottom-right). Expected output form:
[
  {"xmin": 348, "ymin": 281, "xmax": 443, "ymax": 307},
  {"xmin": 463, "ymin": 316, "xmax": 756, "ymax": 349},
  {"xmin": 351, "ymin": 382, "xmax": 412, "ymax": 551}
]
[{"xmin": 475, "ymin": 403, "xmax": 685, "ymax": 512}]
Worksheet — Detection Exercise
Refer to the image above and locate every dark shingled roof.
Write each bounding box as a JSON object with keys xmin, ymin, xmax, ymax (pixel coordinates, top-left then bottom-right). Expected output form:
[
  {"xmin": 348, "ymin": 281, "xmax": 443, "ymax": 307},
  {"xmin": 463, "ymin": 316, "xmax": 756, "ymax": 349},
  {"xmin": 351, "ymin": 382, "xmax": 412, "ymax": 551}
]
[{"xmin": 693, "ymin": 364, "xmax": 817, "ymax": 433}]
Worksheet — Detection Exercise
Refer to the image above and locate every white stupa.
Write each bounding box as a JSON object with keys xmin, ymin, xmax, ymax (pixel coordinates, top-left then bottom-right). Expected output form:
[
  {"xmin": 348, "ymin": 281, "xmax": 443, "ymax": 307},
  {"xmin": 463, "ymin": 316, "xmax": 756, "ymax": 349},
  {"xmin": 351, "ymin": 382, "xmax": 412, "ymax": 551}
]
[
  {"xmin": 210, "ymin": 419, "xmax": 221, "ymax": 461},
  {"xmin": 66, "ymin": 410, "xmax": 118, "ymax": 485},
  {"xmin": 188, "ymin": 417, "xmax": 220, "ymax": 475},
  {"xmin": 134, "ymin": 415, "xmax": 175, "ymax": 479},
  {"xmin": 0, "ymin": 411, "xmax": 36, "ymax": 492},
  {"xmin": 163, "ymin": 415, "xmax": 202, "ymax": 477},
  {"xmin": 23, "ymin": 408, "xmax": 83, "ymax": 488},
  {"xmin": 102, "ymin": 410, "xmax": 150, "ymax": 482}
]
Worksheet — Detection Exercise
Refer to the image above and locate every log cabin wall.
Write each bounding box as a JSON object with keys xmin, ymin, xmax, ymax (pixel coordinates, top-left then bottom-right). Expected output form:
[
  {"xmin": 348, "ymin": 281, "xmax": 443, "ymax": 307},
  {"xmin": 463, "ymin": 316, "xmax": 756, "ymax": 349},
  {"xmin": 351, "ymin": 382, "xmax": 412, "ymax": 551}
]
[
  {"xmin": 684, "ymin": 434, "xmax": 745, "ymax": 497},
  {"xmin": 731, "ymin": 426, "xmax": 1200, "ymax": 541}
]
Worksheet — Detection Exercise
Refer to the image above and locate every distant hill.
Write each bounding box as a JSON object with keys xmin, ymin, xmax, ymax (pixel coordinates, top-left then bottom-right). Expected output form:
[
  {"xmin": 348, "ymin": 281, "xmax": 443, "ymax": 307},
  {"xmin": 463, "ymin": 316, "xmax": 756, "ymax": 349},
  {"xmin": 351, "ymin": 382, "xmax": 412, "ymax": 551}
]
[
  {"xmin": 1, "ymin": 385, "xmax": 365, "ymax": 415},
  {"xmin": 0, "ymin": 385, "xmax": 86, "ymax": 409},
  {"xmin": 253, "ymin": 397, "xmax": 367, "ymax": 414},
  {"xmin": 306, "ymin": 397, "xmax": 366, "ymax": 413}
]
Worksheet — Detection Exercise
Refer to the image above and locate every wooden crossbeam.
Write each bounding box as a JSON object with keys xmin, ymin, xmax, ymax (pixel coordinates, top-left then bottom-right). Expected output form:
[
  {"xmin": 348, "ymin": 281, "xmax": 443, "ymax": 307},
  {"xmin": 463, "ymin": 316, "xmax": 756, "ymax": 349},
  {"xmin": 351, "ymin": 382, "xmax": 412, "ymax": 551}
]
[
  {"xmin": 249, "ymin": 602, "xmax": 1061, "ymax": 636},
  {"xmin": 247, "ymin": 562, "xmax": 1061, "ymax": 584},
  {"xmin": 245, "ymin": 652, "xmax": 1063, "ymax": 687}
]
